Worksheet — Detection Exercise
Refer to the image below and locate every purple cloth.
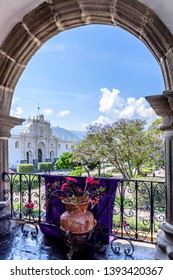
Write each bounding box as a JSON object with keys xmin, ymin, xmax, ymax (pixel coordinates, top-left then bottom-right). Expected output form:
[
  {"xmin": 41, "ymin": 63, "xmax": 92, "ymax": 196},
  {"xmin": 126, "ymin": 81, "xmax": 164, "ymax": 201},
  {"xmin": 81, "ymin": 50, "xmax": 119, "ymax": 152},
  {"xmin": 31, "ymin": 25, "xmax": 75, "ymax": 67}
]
[{"xmin": 40, "ymin": 175, "xmax": 120, "ymax": 242}]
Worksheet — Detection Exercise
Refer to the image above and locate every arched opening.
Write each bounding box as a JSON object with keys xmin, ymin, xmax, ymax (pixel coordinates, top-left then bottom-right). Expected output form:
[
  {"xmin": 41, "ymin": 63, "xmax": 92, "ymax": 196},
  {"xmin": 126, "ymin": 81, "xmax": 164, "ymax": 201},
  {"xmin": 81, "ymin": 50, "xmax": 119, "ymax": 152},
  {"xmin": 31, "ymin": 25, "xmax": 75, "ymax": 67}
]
[
  {"xmin": 11, "ymin": 24, "xmax": 163, "ymax": 131},
  {"xmin": 1, "ymin": 0, "xmax": 173, "ymax": 259},
  {"xmin": 38, "ymin": 148, "xmax": 42, "ymax": 162},
  {"xmin": 1, "ymin": 0, "xmax": 173, "ymax": 121},
  {"xmin": 1, "ymin": 1, "xmax": 172, "ymax": 180},
  {"xmin": 26, "ymin": 150, "xmax": 32, "ymax": 163},
  {"xmin": 37, "ymin": 141, "xmax": 46, "ymax": 162}
]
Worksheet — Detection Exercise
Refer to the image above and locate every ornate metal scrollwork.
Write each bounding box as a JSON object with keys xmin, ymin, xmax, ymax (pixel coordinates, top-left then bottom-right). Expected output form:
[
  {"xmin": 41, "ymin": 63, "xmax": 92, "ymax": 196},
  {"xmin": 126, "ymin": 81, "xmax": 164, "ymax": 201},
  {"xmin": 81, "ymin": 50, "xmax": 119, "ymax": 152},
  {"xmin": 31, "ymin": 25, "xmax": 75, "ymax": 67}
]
[
  {"xmin": 21, "ymin": 222, "xmax": 39, "ymax": 237},
  {"xmin": 3, "ymin": 172, "xmax": 46, "ymax": 235},
  {"xmin": 112, "ymin": 179, "xmax": 165, "ymax": 252},
  {"xmin": 110, "ymin": 235, "xmax": 134, "ymax": 257}
]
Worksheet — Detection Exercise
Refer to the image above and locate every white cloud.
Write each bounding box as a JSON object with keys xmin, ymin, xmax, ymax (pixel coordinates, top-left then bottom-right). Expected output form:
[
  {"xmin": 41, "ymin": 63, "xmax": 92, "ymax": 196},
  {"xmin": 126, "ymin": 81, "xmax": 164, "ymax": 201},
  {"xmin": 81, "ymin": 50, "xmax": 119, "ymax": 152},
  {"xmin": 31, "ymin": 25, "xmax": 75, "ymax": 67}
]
[
  {"xmin": 99, "ymin": 88, "xmax": 124, "ymax": 113},
  {"xmin": 11, "ymin": 107, "xmax": 24, "ymax": 118},
  {"xmin": 92, "ymin": 115, "xmax": 111, "ymax": 126},
  {"xmin": 98, "ymin": 88, "xmax": 157, "ymax": 125},
  {"xmin": 43, "ymin": 109, "xmax": 53, "ymax": 115},
  {"xmin": 119, "ymin": 105, "xmax": 135, "ymax": 118},
  {"xmin": 58, "ymin": 110, "xmax": 70, "ymax": 117}
]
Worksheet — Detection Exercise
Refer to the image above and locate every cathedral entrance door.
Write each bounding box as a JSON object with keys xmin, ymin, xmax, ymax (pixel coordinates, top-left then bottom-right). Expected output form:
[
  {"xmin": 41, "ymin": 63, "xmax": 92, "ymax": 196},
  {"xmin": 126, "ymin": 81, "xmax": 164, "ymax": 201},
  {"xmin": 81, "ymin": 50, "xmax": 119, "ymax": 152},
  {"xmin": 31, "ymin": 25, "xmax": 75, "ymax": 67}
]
[{"xmin": 38, "ymin": 149, "xmax": 42, "ymax": 162}]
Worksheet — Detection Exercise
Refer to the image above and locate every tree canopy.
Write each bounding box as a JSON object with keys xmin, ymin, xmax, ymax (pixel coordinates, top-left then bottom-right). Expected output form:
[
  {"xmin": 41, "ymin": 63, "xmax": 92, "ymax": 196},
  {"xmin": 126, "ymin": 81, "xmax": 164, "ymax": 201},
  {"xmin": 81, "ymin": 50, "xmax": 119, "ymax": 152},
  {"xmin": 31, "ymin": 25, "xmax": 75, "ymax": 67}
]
[
  {"xmin": 72, "ymin": 118, "xmax": 164, "ymax": 179},
  {"xmin": 55, "ymin": 152, "xmax": 72, "ymax": 170}
]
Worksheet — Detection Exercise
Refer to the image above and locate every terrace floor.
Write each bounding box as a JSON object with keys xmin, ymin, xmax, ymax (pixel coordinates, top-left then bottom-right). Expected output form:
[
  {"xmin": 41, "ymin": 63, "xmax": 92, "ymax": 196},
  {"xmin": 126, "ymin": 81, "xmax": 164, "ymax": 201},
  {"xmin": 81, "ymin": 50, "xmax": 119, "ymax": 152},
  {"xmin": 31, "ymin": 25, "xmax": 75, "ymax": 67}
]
[{"xmin": 0, "ymin": 223, "xmax": 156, "ymax": 260}]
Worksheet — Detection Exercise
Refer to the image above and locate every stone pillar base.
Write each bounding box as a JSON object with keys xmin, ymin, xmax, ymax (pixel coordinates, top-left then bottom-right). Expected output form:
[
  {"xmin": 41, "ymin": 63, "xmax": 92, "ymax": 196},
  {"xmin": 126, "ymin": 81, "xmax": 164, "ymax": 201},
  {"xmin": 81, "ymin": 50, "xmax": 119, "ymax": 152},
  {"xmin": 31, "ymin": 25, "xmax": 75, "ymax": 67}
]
[
  {"xmin": 0, "ymin": 201, "xmax": 11, "ymax": 235},
  {"xmin": 156, "ymin": 222, "xmax": 173, "ymax": 260}
]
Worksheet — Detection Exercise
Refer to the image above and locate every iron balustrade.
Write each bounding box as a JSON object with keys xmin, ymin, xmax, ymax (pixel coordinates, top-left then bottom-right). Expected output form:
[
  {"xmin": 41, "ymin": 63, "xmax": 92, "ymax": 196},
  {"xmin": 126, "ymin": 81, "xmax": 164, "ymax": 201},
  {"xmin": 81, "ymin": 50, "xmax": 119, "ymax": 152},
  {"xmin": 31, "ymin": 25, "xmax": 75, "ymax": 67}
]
[
  {"xmin": 2, "ymin": 172, "xmax": 165, "ymax": 248},
  {"xmin": 113, "ymin": 179, "xmax": 165, "ymax": 244}
]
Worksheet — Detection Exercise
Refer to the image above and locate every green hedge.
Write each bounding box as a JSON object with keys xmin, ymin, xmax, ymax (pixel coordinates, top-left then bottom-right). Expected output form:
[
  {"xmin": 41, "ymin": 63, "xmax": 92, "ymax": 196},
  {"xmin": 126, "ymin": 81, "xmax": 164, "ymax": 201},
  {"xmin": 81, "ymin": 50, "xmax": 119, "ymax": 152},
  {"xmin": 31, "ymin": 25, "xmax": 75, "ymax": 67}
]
[
  {"xmin": 17, "ymin": 164, "xmax": 34, "ymax": 173},
  {"xmin": 38, "ymin": 162, "xmax": 53, "ymax": 173},
  {"xmin": 69, "ymin": 166, "xmax": 83, "ymax": 176}
]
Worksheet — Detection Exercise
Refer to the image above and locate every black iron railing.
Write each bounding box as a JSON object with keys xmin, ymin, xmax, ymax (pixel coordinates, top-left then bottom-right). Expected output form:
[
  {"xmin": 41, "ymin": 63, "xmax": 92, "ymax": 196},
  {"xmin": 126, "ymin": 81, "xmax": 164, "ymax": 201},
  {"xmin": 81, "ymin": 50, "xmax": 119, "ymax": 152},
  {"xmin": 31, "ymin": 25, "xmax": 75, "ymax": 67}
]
[
  {"xmin": 2, "ymin": 172, "xmax": 165, "ymax": 248},
  {"xmin": 113, "ymin": 179, "xmax": 165, "ymax": 244}
]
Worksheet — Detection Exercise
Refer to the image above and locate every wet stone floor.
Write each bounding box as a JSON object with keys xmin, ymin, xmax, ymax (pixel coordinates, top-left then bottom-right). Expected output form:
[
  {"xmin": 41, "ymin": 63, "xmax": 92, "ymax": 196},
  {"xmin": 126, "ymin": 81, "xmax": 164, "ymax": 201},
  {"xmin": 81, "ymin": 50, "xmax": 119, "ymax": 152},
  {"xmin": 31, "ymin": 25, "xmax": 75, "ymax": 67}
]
[{"xmin": 0, "ymin": 225, "xmax": 156, "ymax": 260}]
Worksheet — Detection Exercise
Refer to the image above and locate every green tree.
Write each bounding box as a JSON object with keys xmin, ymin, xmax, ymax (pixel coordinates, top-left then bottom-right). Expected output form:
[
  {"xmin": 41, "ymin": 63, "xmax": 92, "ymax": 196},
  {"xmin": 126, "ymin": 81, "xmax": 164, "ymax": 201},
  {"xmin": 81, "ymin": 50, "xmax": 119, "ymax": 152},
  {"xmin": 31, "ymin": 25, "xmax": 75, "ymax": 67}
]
[
  {"xmin": 77, "ymin": 119, "xmax": 158, "ymax": 179},
  {"xmin": 72, "ymin": 139, "xmax": 102, "ymax": 177},
  {"xmin": 55, "ymin": 152, "xmax": 72, "ymax": 170}
]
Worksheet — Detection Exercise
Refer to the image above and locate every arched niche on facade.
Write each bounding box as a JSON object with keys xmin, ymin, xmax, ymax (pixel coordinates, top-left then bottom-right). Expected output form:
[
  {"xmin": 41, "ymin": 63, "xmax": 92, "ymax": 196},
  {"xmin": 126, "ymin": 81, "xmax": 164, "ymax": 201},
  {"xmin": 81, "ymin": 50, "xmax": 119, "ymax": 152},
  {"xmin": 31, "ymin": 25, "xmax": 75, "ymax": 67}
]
[
  {"xmin": 0, "ymin": 0, "xmax": 173, "ymax": 119},
  {"xmin": 38, "ymin": 142, "xmax": 45, "ymax": 162},
  {"xmin": 26, "ymin": 150, "xmax": 33, "ymax": 164}
]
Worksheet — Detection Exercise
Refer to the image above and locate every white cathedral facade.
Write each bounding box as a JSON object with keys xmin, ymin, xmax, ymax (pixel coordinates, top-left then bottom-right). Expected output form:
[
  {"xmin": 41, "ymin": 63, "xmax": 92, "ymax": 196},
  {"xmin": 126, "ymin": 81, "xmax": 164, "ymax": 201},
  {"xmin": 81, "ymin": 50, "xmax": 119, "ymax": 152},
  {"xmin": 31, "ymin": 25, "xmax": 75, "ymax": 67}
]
[{"xmin": 8, "ymin": 114, "xmax": 77, "ymax": 170}]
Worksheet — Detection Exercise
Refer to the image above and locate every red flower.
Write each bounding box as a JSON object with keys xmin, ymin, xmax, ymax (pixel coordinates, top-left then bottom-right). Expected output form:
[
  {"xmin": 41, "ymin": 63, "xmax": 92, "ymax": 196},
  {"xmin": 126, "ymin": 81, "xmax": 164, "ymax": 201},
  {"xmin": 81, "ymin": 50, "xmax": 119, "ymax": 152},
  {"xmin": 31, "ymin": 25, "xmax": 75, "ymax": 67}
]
[
  {"xmin": 46, "ymin": 176, "xmax": 104, "ymax": 208},
  {"xmin": 66, "ymin": 177, "xmax": 77, "ymax": 183},
  {"xmin": 86, "ymin": 177, "xmax": 100, "ymax": 186},
  {"xmin": 25, "ymin": 201, "xmax": 34, "ymax": 209},
  {"xmin": 61, "ymin": 183, "xmax": 68, "ymax": 191}
]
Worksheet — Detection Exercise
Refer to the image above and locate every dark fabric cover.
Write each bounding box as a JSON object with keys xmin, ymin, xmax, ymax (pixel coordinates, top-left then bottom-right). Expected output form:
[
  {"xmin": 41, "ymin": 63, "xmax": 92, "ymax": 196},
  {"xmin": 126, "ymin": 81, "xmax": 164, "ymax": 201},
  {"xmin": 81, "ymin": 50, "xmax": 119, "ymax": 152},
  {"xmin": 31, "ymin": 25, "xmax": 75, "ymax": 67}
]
[{"xmin": 40, "ymin": 175, "xmax": 120, "ymax": 242}]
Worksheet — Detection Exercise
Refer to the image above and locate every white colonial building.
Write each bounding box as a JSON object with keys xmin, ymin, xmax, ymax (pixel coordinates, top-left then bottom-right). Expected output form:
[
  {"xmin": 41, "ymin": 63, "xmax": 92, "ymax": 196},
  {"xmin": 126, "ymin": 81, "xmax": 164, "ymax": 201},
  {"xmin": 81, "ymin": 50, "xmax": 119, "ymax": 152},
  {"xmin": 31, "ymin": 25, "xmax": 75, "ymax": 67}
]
[{"xmin": 8, "ymin": 114, "xmax": 77, "ymax": 170}]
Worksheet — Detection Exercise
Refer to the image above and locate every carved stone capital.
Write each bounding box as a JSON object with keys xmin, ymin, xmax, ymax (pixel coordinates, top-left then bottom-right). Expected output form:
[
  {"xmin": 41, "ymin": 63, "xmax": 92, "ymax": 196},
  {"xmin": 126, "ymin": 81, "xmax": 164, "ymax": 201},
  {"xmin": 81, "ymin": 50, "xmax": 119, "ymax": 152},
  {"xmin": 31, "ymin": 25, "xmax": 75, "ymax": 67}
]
[
  {"xmin": 145, "ymin": 94, "xmax": 173, "ymax": 130},
  {"xmin": 0, "ymin": 113, "xmax": 24, "ymax": 138}
]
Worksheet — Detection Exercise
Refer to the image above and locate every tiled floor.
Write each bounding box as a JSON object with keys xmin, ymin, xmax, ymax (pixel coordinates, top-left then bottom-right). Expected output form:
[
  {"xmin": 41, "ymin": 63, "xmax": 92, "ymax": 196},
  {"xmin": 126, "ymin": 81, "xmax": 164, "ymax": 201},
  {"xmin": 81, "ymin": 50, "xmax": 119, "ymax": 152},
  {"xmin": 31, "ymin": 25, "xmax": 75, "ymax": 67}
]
[{"xmin": 0, "ymin": 225, "xmax": 156, "ymax": 260}]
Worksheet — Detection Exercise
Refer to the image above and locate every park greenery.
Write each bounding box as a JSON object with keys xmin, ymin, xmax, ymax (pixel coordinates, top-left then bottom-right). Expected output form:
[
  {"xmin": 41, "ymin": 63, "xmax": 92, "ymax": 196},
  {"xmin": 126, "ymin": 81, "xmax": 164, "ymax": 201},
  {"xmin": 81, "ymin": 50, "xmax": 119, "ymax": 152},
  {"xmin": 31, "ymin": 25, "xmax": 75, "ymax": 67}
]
[
  {"xmin": 70, "ymin": 118, "xmax": 164, "ymax": 180},
  {"xmin": 11, "ymin": 118, "xmax": 165, "ymax": 235},
  {"xmin": 16, "ymin": 118, "xmax": 164, "ymax": 181},
  {"xmin": 54, "ymin": 152, "xmax": 73, "ymax": 170},
  {"xmin": 17, "ymin": 164, "xmax": 34, "ymax": 173},
  {"xmin": 38, "ymin": 162, "xmax": 53, "ymax": 173}
]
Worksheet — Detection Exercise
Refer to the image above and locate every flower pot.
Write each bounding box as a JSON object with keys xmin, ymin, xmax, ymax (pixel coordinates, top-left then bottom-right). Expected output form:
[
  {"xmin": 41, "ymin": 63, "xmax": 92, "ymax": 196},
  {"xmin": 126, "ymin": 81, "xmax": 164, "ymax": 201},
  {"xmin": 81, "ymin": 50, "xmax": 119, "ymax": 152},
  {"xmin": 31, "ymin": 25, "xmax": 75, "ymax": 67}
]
[{"xmin": 60, "ymin": 197, "xmax": 95, "ymax": 234}]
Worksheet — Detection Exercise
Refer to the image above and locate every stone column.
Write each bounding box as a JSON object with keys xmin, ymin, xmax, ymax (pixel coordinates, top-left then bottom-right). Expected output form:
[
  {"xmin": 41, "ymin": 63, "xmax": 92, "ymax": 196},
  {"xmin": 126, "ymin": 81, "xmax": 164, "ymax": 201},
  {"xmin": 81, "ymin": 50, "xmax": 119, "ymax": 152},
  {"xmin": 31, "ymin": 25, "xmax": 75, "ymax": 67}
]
[
  {"xmin": 146, "ymin": 92, "xmax": 173, "ymax": 259},
  {"xmin": 0, "ymin": 113, "xmax": 24, "ymax": 234}
]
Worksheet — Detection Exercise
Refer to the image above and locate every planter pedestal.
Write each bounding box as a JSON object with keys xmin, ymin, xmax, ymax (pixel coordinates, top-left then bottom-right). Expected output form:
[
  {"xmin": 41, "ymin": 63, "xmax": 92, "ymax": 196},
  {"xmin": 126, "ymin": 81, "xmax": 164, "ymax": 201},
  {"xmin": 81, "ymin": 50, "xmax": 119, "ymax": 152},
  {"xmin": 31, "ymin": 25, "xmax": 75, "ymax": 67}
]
[
  {"xmin": 61, "ymin": 226, "xmax": 96, "ymax": 259},
  {"xmin": 60, "ymin": 197, "xmax": 97, "ymax": 259}
]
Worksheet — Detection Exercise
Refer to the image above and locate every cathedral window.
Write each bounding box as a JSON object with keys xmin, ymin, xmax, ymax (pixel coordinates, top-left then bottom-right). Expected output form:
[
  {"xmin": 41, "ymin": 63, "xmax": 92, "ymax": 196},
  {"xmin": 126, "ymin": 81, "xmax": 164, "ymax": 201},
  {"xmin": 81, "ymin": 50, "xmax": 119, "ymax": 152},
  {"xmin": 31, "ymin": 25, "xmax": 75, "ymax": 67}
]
[
  {"xmin": 27, "ymin": 142, "xmax": 32, "ymax": 148},
  {"xmin": 15, "ymin": 141, "xmax": 20, "ymax": 149}
]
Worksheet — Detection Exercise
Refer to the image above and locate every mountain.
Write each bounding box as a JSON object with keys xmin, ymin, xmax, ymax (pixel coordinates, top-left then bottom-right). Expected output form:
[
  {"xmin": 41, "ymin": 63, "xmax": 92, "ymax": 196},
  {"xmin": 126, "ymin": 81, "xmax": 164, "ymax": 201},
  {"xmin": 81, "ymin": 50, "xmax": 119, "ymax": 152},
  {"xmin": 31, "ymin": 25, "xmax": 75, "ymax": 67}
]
[
  {"xmin": 69, "ymin": 130, "xmax": 86, "ymax": 140},
  {"xmin": 52, "ymin": 126, "xmax": 85, "ymax": 141}
]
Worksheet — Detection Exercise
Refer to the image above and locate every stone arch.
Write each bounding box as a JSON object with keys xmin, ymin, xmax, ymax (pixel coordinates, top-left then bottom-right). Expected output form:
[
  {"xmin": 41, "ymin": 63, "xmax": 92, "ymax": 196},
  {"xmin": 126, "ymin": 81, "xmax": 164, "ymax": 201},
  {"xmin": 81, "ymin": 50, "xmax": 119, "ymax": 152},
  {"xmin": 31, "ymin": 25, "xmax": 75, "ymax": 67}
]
[
  {"xmin": 0, "ymin": 0, "xmax": 173, "ymax": 117},
  {"xmin": 50, "ymin": 150, "xmax": 54, "ymax": 162},
  {"xmin": 38, "ymin": 148, "xmax": 43, "ymax": 162},
  {"xmin": 38, "ymin": 142, "xmax": 45, "ymax": 162},
  {"xmin": 26, "ymin": 150, "xmax": 33, "ymax": 164}
]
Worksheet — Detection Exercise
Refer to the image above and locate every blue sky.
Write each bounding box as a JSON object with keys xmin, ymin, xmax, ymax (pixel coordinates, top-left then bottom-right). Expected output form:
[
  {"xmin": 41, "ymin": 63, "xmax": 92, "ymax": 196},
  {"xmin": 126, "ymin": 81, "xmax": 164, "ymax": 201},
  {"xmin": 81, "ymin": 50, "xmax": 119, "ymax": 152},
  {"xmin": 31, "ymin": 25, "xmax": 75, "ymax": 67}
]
[{"xmin": 11, "ymin": 24, "xmax": 164, "ymax": 131}]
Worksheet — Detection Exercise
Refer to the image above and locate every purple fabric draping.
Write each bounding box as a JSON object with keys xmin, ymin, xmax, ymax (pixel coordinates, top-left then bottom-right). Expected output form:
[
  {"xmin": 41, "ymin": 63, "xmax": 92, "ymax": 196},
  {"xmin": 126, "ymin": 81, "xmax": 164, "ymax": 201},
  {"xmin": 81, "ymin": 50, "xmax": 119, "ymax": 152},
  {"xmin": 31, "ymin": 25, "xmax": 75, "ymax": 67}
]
[{"xmin": 39, "ymin": 175, "xmax": 120, "ymax": 242}]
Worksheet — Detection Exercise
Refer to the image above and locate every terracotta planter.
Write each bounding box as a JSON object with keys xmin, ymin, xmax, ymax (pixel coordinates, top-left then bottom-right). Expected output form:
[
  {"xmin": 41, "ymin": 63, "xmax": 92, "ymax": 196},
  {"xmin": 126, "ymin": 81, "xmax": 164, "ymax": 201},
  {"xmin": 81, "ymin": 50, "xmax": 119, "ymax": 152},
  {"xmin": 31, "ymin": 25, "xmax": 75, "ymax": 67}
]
[{"xmin": 60, "ymin": 197, "xmax": 96, "ymax": 234}]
